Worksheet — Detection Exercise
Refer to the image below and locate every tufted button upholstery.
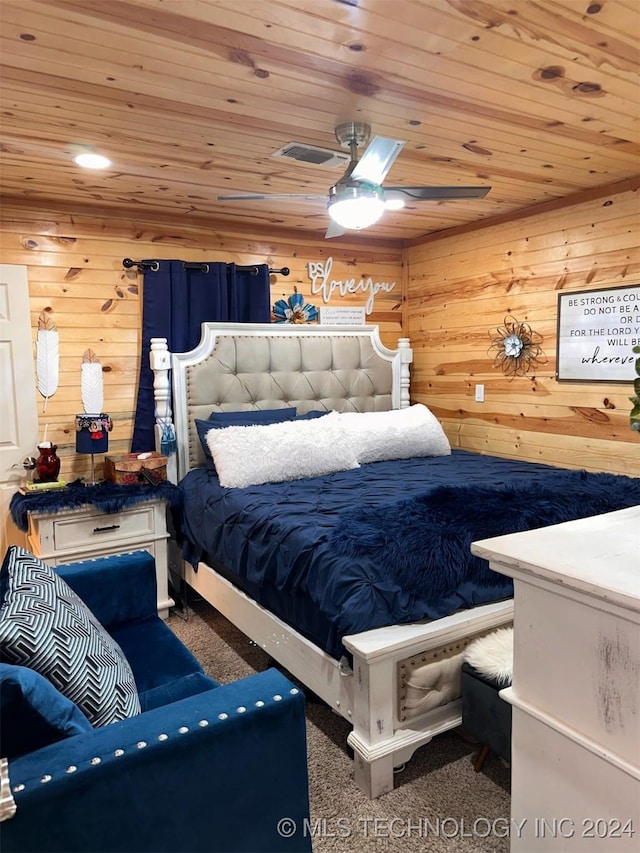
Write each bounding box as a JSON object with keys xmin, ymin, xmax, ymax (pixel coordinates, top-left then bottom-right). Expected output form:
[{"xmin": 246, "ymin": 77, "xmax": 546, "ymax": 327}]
[{"xmin": 186, "ymin": 334, "xmax": 393, "ymax": 470}]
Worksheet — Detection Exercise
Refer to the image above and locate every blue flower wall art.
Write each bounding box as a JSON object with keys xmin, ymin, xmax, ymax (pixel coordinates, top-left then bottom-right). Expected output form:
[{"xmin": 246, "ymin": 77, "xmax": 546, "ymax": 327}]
[{"xmin": 272, "ymin": 287, "xmax": 318, "ymax": 324}]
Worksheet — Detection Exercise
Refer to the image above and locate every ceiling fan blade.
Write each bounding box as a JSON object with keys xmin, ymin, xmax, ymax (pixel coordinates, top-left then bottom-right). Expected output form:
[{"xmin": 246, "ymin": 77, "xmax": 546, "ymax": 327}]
[
  {"xmin": 217, "ymin": 192, "xmax": 325, "ymax": 201},
  {"xmin": 325, "ymin": 219, "xmax": 346, "ymax": 239},
  {"xmin": 350, "ymin": 136, "xmax": 405, "ymax": 185},
  {"xmin": 384, "ymin": 186, "xmax": 491, "ymax": 201}
]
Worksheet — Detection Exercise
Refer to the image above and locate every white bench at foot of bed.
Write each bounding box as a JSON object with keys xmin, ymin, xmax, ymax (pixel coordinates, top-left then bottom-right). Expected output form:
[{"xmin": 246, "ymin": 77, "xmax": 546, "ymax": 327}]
[{"xmin": 183, "ymin": 558, "xmax": 513, "ymax": 798}]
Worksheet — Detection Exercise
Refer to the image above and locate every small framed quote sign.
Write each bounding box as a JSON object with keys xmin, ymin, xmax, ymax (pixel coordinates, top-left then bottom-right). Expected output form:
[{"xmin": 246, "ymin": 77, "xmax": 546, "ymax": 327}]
[
  {"xmin": 318, "ymin": 306, "xmax": 366, "ymax": 325},
  {"xmin": 556, "ymin": 284, "xmax": 640, "ymax": 382}
]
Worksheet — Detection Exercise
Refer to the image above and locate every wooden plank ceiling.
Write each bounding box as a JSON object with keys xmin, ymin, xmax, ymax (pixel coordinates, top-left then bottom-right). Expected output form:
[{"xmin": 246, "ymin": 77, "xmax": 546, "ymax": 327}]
[{"xmin": 0, "ymin": 0, "xmax": 638, "ymax": 242}]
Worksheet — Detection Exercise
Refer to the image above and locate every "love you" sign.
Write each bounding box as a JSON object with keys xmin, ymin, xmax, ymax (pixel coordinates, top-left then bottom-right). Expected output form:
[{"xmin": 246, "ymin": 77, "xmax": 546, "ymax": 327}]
[{"xmin": 307, "ymin": 258, "xmax": 397, "ymax": 315}]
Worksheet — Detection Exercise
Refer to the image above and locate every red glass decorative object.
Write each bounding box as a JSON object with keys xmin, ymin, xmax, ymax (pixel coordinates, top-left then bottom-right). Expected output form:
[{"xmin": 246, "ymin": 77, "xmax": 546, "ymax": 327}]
[{"xmin": 36, "ymin": 443, "xmax": 61, "ymax": 482}]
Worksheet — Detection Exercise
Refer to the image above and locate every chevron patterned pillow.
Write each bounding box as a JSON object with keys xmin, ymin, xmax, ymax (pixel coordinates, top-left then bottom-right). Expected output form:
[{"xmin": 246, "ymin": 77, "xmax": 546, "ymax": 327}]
[{"xmin": 0, "ymin": 546, "xmax": 141, "ymax": 727}]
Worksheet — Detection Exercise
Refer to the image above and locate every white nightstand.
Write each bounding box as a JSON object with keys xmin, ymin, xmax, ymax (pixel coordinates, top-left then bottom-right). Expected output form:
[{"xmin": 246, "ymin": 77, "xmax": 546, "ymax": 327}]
[{"xmin": 26, "ymin": 497, "xmax": 174, "ymax": 619}]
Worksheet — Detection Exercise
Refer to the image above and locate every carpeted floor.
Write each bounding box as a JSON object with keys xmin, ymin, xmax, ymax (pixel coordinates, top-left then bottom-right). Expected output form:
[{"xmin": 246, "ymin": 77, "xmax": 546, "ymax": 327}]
[{"xmin": 168, "ymin": 596, "xmax": 511, "ymax": 853}]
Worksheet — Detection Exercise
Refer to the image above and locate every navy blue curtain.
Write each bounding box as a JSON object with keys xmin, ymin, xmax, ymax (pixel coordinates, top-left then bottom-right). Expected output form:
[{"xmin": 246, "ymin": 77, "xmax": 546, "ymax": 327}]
[{"xmin": 131, "ymin": 260, "xmax": 271, "ymax": 453}]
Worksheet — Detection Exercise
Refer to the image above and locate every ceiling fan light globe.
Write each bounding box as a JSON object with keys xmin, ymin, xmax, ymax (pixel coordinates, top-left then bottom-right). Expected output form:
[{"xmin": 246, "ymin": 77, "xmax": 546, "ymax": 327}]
[
  {"xmin": 327, "ymin": 184, "xmax": 386, "ymax": 230},
  {"xmin": 328, "ymin": 196, "xmax": 385, "ymax": 230}
]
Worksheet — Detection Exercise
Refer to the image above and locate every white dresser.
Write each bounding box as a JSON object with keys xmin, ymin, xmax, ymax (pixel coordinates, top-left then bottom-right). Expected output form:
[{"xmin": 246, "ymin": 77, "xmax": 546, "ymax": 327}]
[
  {"xmin": 26, "ymin": 497, "xmax": 174, "ymax": 619},
  {"xmin": 472, "ymin": 506, "xmax": 639, "ymax": 852}
]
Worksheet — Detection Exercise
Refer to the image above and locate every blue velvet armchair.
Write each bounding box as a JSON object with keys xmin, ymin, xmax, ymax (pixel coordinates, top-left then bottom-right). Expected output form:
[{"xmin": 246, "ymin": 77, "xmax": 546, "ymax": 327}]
[{"xmin": 0, "ymin": 549, "xmax": 312, "ymax": 853}]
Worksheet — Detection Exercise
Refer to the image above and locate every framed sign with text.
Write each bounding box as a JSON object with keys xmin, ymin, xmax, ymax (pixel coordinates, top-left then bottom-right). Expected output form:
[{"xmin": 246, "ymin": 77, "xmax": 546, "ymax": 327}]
[
  {"xmin": 556, "ymin": 284, "xmax": 640, "ymax": 382},
  {"xmin": 318, "ymin": 306, "xmax": 366, "ymax": 325}
]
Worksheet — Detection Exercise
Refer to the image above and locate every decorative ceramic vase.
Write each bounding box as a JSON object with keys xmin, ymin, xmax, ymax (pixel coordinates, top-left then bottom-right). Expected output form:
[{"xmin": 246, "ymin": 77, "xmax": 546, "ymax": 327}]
[{"xmin": 36, "ymin": 442, "xmax": 60, "ymax": 482}]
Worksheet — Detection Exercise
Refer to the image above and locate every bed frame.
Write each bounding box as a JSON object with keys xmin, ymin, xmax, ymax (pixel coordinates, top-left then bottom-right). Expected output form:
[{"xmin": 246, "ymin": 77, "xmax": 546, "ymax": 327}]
[{"xmin": 151, "ymin": 322, "xmax": 514, "ymax": 798}]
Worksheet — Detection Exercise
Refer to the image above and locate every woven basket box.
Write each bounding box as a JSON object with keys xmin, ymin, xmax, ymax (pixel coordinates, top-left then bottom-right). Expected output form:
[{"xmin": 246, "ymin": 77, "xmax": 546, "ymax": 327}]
[{"xmin": 104, "ymin": 452, "xmax": 167, "ymax": 485}]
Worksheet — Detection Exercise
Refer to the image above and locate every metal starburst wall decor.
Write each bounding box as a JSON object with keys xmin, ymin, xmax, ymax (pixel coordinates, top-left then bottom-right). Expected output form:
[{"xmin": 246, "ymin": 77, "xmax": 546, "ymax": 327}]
[{"xmin": 488, "ymin": 315, "xmax": 546, "ymax": 379}]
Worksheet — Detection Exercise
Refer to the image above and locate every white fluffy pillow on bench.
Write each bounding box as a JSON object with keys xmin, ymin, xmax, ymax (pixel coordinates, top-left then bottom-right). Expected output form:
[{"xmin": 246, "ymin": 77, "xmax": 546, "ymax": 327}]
[
  {"xmin": 206, "ymin": 411, "xmax": 360, "ymax": 488},
  {"xmin": 463, "ymin": 627, "xmax": 514, "ymax": 684},
  {"xmin": 335, "ymin": 404, "xmax": 451, "ymax": 463}
]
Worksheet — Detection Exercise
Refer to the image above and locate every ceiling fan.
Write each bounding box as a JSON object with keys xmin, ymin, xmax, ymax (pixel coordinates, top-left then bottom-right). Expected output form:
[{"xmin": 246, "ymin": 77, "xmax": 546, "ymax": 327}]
[{"xmin": 217, "ymin": 121, "xmax": 491, "ymax": 238}]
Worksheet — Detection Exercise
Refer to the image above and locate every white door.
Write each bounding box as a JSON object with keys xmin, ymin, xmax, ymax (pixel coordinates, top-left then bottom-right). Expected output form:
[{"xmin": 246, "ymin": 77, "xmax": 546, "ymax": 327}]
[{"xmin": 0, "ymin": 264, "xmax": 39, "ymax": 553}]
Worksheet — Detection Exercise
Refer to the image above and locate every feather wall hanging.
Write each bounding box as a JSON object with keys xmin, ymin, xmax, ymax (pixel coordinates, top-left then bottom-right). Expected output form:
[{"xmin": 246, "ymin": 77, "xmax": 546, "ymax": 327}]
[
  {"xmin": 81, "ymin": 348, "xmax": 104, "ymax": 414},
  {"xmin": 36, "ymin": 310, "xmax": 59, "ymax": 412}
]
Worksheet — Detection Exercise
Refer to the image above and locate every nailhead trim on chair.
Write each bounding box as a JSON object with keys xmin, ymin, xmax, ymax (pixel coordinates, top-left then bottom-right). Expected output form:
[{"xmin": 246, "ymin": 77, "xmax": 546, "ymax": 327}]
[{"xmin": 10, "ymin": 691, "xmax": 300, "ymax": 792}]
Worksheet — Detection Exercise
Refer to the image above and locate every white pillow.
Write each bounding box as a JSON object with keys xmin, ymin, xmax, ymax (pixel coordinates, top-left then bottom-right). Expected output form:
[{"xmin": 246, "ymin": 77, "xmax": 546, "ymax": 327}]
[
  {"xmin": 206, "ymin": 411, "xmax": 360, "ymax": 488},
  {"xmin": 334, "ymin": 404, "xmax": 451, "ymax": 463}
]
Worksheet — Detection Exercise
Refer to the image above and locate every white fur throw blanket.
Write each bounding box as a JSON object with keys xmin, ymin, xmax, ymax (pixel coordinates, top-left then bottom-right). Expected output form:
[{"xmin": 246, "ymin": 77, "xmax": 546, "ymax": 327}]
[{"xmin": 463, "ymin": 627, "xmax": 514, "ymax": 684}]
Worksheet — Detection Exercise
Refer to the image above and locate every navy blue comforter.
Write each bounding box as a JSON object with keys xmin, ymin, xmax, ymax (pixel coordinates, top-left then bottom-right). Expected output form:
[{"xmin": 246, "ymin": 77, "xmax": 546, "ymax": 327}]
[{"xmin": 179, "ymin": 450, "xmax": 640, "ymax": 659}]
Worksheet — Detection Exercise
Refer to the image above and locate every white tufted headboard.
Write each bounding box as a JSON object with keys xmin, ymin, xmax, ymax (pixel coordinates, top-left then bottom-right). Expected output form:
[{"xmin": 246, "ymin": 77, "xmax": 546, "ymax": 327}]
[{"xmin": 150, "ymin": 323, "xmax": 412, "ymax": 482}]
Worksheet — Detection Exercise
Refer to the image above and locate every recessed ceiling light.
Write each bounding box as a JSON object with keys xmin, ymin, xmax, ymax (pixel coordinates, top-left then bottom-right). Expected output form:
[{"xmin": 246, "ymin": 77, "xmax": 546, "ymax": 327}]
[{"xmin": 74, "ymin": 153, "xmax": 111, "ymax": 169}]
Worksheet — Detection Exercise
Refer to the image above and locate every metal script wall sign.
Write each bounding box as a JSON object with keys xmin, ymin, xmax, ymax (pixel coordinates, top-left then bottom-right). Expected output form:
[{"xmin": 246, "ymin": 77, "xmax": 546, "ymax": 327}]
[
  {"xmin": 307, "ymin": 257, "xmax": 397, "ymax": 315},
  {"xmin": 556, "ymin": 284, "xmax": 640, "ymax": 382}
]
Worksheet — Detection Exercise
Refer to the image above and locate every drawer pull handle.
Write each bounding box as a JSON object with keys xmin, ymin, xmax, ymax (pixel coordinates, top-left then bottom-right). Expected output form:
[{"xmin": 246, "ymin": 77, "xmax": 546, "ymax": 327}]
[{"xmin": 92, "ymin": 524, "xmax": 121, "ymax": 534}]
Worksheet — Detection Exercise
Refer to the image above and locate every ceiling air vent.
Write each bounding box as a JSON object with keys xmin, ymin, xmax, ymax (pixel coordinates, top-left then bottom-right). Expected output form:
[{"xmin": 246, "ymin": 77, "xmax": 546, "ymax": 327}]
[{"xmin": 271, "ymin": 142, "xmax": 350, "ymax": 169}]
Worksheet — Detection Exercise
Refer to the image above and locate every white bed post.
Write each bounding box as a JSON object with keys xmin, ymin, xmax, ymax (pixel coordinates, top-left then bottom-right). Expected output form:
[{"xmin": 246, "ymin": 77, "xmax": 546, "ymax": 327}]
[
  {"xmin": 348, "ymin": 652, "xmax": 397, "ymax": 798},
  {"xmin": 397, "ymin": 337, "xmax": 412, "ymax": 409},
  {"xmin": 149, "ymin": 336, "xmax": 177, "ymax": 484}
]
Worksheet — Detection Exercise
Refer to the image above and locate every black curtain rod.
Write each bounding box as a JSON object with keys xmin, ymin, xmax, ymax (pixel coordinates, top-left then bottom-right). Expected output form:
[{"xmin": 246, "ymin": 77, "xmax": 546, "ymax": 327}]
[{"xmin": 122, "ymin": 258, "xmax": 289, "ymax": 276}]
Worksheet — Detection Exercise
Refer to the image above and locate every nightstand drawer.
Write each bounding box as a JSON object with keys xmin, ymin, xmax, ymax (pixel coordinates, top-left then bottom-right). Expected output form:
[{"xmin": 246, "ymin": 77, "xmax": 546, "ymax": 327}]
[
  {"xmin": 52, "ymin": 505, "xmax": 155, "ymax": 551},
  {"xmin": 21, "ymin": 492, "xmax": 173, "ymax": 619}
]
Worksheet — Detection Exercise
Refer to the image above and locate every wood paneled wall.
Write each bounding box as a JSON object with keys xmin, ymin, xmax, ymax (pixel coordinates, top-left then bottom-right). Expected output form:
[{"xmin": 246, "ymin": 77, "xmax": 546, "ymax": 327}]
[
  {"xmin": 0, "ymin": 204, "xmax": 404, "ymax": 481},
  {"xmin": 3, "ymin": 180, "xmax": 638, "ymax": 486},
  {"xmin": 405, "ymin": 181, "xmax": 640, "ymax": 477}
]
